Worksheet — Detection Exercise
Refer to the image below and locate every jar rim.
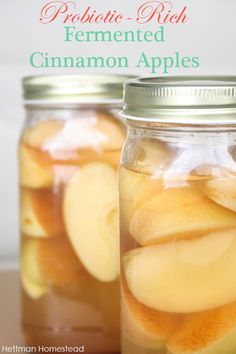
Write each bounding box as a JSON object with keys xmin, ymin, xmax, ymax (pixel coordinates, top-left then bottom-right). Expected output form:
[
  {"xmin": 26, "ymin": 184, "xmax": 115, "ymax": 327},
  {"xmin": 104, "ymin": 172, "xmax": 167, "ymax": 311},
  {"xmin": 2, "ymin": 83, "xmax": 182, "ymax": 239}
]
[
  {"xmin": 122, "ymin": 76, "xmax": 236, "ymax": 124},
  {"xmin": 23, "ymin": 74, "xmax": 134, "ymax": 103}
]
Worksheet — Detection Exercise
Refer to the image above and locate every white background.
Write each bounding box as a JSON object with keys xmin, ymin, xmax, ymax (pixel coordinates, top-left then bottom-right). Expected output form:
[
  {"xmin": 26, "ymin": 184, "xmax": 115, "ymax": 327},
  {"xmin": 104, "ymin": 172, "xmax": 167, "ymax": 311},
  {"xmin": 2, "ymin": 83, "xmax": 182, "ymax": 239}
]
[{"xmin": 0, "ymin": 0, "xmax": 236, "ymax": 267}]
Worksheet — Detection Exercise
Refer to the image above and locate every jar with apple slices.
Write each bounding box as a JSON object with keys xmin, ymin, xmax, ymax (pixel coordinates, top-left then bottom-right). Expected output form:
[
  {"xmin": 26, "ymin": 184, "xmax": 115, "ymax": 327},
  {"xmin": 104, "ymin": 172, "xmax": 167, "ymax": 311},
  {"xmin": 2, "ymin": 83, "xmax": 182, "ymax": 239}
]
[
  {"xmin": 120, "ymin": 76, "xmax": 236, "ymax": 354},
  {"xmin": 19, "ymin": 75, "xmax": 130, "ymax": 350}
]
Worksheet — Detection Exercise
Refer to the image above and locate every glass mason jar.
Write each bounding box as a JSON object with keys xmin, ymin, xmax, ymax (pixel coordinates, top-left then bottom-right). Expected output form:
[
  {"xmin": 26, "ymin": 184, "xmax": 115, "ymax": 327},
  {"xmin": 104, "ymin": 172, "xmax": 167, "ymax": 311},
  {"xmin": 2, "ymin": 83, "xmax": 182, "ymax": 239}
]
[
  {"xmin": 119, "ymin": 77, "xmax": 236, "ymax": 354},
  {"xmin": 19, "ymin": 75, "xmax": 130, "ymax": 350}
]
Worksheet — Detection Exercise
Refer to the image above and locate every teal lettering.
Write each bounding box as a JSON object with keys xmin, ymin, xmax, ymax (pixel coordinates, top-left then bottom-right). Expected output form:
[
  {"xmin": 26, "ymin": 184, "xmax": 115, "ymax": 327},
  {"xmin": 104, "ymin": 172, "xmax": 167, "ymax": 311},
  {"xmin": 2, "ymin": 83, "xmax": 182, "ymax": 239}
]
[
  {"xmin": 136, "ymin": 52, "xmax": 151, "ymax": 68},
  {"xmin": 76, "ymin": 57, "xmax": 85, "ymax": 68},
  {"xmin": 30, "ymin": 52, "xmax": 44, "ymax": 68},
  {"xmin": 113, "ymin": 31, "xmax": 123, "ymax": 42},
  {"xmin": 162, "ymin": 57, "xmax": 174, "ymax": 73},
  {"xmin": 154, "ymin": 26, "xmax": 165, "ymax": 42},
  {"xmin": 144, "ymin": 31, "xmax": 153, "ymax": 42},
  {"xmin": 64, "ymin": 26, "xmax": 76, "ymax": 41},
  {"xmin": 181, "ymin": 56, "xmax": 191, "ymax": 68},
  {"xmin": 64, "ymin": 57, "xmax": 75, "ymax": 67},
  {"xmin": 75, "ymin": 31, "xmax": 84, "ymax": 42},
  {"xmin": 87, "ymin": 56, "xmax": 105, "ymax": 67},
  {"xmin": 151, "ymin": 56, "xmax": 162, "ymax": 73},
  {"xmin": 192, "ymin": 57, "xmax": 200, "ymax": 68},
  {"xmin": 94, "ymin": 31, "xmax": 112, "ymax": 42}
]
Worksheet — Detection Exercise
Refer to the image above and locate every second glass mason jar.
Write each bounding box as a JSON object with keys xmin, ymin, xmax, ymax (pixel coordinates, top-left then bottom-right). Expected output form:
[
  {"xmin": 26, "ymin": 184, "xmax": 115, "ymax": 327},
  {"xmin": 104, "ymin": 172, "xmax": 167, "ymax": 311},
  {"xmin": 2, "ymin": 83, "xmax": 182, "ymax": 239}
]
[
  {"xmin": 19, "ymin": 75, "xmax": 130, "ymax": 350},
  {"xmin": 120, "ymin": 77, "xmax": 236, "ymax": 354}
]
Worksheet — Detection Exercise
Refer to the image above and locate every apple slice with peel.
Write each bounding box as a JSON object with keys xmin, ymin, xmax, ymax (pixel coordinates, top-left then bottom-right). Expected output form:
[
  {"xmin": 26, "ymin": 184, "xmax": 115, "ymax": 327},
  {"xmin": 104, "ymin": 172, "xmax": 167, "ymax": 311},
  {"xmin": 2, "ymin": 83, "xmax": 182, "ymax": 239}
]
[
  {"xmin": 130, "ymin": 186, "xmax": 236, "ymax": 246},
  {"xmin": 124, "ymin": 229, "xmax": 236, "ymax": 313},
  {"xmin": 167, "ymin": 301, "xmax": 236, "ymax": 354},
  {"xmin": 21, "ymin": 239, "xmax": 48, "ymax": 299},
  {"xmin": 122, "ymin": 278, "xmax": 180, "ymax": 350},
  {"xmin": 64, "ymin": 162, "xmax": 119, "ymax": 282},
  {"xmin": 20, "ymin": 187, "xmax": 64, "ymax": 238},
  {"xmin": 21, "ymin": 237, "xmax": 93, "ymax": 299},
  {"xmin": 21, "ymin": 188, "xmax": 49, "ymax": 237},
  {"xmin": 19, "ymin": 144, "xmax": 53, "ymax": 188},
  {"xmin": 31, "ymin": 187, "xmax": 65, "ymax": 237},
  {"xmin": 199, "ymin": 177, "xmax": 236, "ymax": 213}
]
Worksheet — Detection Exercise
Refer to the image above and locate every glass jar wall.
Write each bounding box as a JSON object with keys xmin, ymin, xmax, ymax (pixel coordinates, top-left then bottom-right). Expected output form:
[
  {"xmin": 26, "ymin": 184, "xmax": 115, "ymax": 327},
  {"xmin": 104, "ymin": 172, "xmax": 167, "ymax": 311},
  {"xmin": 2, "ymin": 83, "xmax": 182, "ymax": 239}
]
[{"xmin": 119, "ymin": 77, "xmax": 236, "ymax": 354}]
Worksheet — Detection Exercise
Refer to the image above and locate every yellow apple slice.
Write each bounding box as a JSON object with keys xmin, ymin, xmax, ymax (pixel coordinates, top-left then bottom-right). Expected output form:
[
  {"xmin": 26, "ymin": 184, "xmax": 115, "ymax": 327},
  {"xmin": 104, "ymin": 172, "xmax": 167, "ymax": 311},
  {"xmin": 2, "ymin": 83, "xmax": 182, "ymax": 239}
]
[
  {"xmin": 167, "ymin": 301, "xmax": 236, "ymax": 354},
  {"xmin": 103, "ymin": 150, "xmax": 121, "ymax": 169},
  {"xmin": 37, "ymin": 238, "xmax": 86, "ymax": 287},
  {"xmin": 21, "ymin": 239, "xmax": 48, "ymax": 299},
  {"xmin": 124, "ymin": 229, "xmax": 236, "ymax": 313},
  {"xmin": 119, "ymin": 166, "xmax": 148, "ymax": 217},
  {"xmin": 132, "ymin": 178, "xmax": 163, "ymax": 210},
  {"xmin": 200, "ymin": 177, "xmax": 236, "ymax": 213},
  {"xmin": 64, "ymin": 162, "xmax": 119, "ymax": 282},
  {"xmin": 119, "ymin": 165, "xmax": 148, "ymax": 202},
  {"xmin": 134, "ymin": 139, "xmax": 174, "ymax": 174},
  {"xmin": 21, "ymin": 237, "xmax": 84, "ymax": 298},
  {"xmin": 130, "ymin": 186, "xmax": 236, "ymax": 246},
  {"xmin": 95, "ymin": 112, "xmax": 126, "ymax": 150},
  {"xmin": 20, "ymin": 189, "xmax": 49, "ymax": 237},
  {"xmin": 122, "ymin": 278, "xmax": 180, "ymax": 350},
  {"xmin": 31, "ymin": 187, "xmax": 65, "ymax": 237},
  {"xmin": 22, "ymin": 120, "xmax": 63, "ymax": 149},
  {"xmin": 21, "ymin": 274, "xmax": 48, "ymax": 300},
  {"xmin": 19, "ymin": 144, "xmax": 53, "ymax": 188},
  {"xmin": 20, "ymin": 187, "xmax": 65, "ymax": 238},
  {"xmin": 119, "ymin": 166, "xmax": 148, "ymax": 249}
]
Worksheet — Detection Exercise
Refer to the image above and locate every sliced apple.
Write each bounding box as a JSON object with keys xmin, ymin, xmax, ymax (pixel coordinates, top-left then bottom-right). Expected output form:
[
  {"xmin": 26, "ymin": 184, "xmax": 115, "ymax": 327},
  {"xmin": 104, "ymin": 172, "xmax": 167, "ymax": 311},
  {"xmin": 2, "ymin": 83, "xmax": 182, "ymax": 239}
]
[
  {"xmin": 21, "ymin": 187, "xmax": 65, "ymax": 238},
  {"xmin": 199, "ymin": 177, "xmax": 236, "ymax": 213},
  {"xmin": 19, "ymin": 144, "xmax": 53, "ymax": 188},
  {"xmin": 37, "ymin": 237, "xmax": 86, "ymax": 287},
  {"xmin": 124, "ymin": 229, "xmax": 236, "ymax": 313},
  {"xmin": 21, "ymin": 239, "xmax": 48, "ymax": 299},
  {"xmin": 22, "ymin": 119, "xmax": 63, "ymax": 149},
  {"xmin": 21, "ymin": 188, "xmax": 49, "ymax": 237},
  {"xmin": 134, "ymin": 138, "xmax": 174, "ymax": 174},
  {"xmin": 95, "ymin": 112, "xmax": 126, "ymax": 150},
  {"xmin": 30, "ymin": 187, "xmax": 65, "ymax": 236},
  {"xmin": 119, "ymin": 165, "xmax": 148, "ymax": 202},
  {"xmin": 122, "ymin": 278, "xmax": 180, "ymax": 350},
  {"xmin": 22, "ymin": 237, "xmax": 86, "ymax": 289},
  {"xmin": 132, "ymin": 178, "xmax": 164, "ymax": 210},
  {"xmin": 102, "ymin": 150, "xmax": 121, "ymax": 169},
  {"xmin": 21, "ymin": 274, "xmax": 48, "ymax": 300},
  {"xmin": 64, "ymin": 162, "xmax": 119, "ymax": 282},
  {"xmin": 119, "ymin": 166, "xmax": 148, "ymax": 249},
  {"xmin": 130, "ymin": 186, "xmax": 236, "ymax": 246},
  {"xmin": 71, "ymin": 149, "xmax": 121, "ymax": 169},
  {"xmin": 167, "ymin": 301, "xmax": 236, "ymax": 354}
]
